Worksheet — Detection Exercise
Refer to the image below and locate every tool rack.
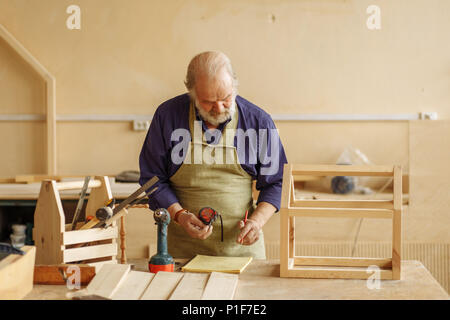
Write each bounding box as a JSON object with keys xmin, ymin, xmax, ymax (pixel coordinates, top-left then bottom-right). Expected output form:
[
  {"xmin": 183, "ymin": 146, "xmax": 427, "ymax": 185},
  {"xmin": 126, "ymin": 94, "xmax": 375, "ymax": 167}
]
[
  {"xmin": 280, "ymin": 164, "xmax": 403, "ymax": 280},
  {"xmin": 33, "ymin": 176, "xmax": 118, "ymax": 271}
]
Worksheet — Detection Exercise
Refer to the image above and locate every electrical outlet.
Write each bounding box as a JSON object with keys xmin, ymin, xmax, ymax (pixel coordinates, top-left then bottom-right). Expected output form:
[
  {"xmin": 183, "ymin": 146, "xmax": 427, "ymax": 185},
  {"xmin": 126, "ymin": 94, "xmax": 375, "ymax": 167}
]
[
  {"xmin": 419, "ymin": 112, "xmax": 438, "ymax": 120},
  {"xmin": 133, "ymin": 120, "xmax": 150, "ymax": 131}
]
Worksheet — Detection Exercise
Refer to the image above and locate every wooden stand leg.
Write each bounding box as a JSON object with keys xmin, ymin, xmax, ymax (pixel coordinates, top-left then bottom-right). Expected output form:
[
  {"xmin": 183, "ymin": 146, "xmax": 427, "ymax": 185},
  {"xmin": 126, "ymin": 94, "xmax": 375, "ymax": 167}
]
[
  {"xmin": 289, "ymin": 216, "xmax": 295, "ymax": 258},
  {"xmin": 280, "ymin": 210, "xmax": 289, "ymax": 277},
  {"xmin": 120, "ymin": 216, "xmax": 127, "ymax": 264}
]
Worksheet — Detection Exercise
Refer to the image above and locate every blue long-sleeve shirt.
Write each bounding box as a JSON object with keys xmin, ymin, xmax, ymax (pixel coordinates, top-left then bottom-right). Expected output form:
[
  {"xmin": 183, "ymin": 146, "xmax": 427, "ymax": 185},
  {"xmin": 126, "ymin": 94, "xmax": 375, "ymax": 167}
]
[{"xmin": 139, "ymin": 93, "xmax": 288, "ymax": 211}]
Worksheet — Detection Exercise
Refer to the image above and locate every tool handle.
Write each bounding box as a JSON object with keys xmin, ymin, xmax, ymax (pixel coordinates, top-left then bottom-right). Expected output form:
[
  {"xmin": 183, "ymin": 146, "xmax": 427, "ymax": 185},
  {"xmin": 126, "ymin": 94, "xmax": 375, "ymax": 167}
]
[{"xmin": 56, "ymin": 179, "xmax": 101, "ymax": 191}]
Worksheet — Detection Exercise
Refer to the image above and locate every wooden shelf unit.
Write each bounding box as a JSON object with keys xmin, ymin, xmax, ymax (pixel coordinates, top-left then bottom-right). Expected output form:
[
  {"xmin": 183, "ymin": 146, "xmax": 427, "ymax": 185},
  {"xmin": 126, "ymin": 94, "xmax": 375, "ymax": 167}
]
[{"xmin": 280, "ymin": 164, "xmax": 403, "ymax": 280}]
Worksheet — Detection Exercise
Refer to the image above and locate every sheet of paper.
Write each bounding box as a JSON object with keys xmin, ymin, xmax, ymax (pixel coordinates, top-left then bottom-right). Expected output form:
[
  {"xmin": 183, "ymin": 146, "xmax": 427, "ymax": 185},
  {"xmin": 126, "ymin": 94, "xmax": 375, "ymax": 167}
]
[{"xmin": 181, "ymin": 255, "xmax": 253, "ymax": 274}]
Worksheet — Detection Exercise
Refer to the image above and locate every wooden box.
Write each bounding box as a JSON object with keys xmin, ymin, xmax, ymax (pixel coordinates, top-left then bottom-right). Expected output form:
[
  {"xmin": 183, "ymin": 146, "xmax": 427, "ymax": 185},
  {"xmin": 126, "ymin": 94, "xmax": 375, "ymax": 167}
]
[
  {"xmin": 280, "ymin": 164, "xmax": 403, "ymax": 280},
  {"xmin": 33, "ymin": 177, "xmax": 118, "ymax": 271}
]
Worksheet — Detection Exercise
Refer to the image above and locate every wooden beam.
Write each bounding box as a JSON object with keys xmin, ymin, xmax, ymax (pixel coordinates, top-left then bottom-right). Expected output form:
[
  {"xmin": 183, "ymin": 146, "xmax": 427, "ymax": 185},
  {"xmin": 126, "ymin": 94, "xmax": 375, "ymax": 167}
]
[
  {"xmin": 291, "ymin": 164, "xmax": 394, "ymax": 177},
  {"xmin": 392, "ymin": 165, "xmax": 403, "ymax": 280},
  {"xmin": 292, "ymin": 199, "xmax": 394, "ymax": 210},
  {"xmin": 287, "ymin": 207, "xmax": 393, "ymax": 219},
  {"xmin": 294, "ymin": 256, "xmax": 392, "ymax": 268},
  {"xmin": 284, "ymin": 265, "xmax": 393, "ymax": 280},
  {"xmin": 280, "ymin": 164, "xmax": 292, "ymax": 277}
]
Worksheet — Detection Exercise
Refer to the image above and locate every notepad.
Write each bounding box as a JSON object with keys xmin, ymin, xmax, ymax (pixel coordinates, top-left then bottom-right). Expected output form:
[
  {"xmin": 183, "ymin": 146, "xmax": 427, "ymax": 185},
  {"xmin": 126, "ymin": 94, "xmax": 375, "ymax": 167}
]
[{"xmin": 181, "ymin": 255, "xmax": 253, "ymax": 274}]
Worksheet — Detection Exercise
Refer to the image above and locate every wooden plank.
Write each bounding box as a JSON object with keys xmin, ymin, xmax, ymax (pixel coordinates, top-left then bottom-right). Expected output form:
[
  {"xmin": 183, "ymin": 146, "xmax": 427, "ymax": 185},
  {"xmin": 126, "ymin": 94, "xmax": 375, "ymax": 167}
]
[
  {"xmin": 292, "ymin": 199, "xmax": 394, "ymax": 209},
  {"xmin": 392, "ymin": 165, "xmax": 402, "ymax": 280},
  {"xmin": 111, "ymin": 271, "xmax": 154, "ymax": 300},
  {"xmin": 201, "ymin": 272, "xmax": 238, "ymax": 300},
  {"xmin": 294, "ymin": 256, "xmax": 392, "ymax": 268},
  {"xmin": 140, "ymin": 271, "xmax": 184, "ymax": 300},
  {"xmin": 287, "ymin": 207, "xmax": 393, "ymax": 219},
  {"xmin": 285, "ymin": 265, "xmax": 393, "ymax": 280},
  {"xmin": 33, "ymin": 264, "xmax": 96, "ymax": 285},
  {"xmin": 63, "ymin": 243, "xmax": 117, "ymax": 263},
  {"xmin": 86, "ymin": 264, "xmax": 130, "ymax": 298},
  {"xmin": 169, "ymin": 272, "xmax": 209, "ymax": 300},
  {"xmin": 0, "ymin": 246, "xmax": 36, "ymax": 300},
  {"xmin": 291, "ymin": 164, "xmax": 394, "ymax": 176},
  {"xmin": 63, "ymin": 226, "xmax": 118, "ymax": 245}
]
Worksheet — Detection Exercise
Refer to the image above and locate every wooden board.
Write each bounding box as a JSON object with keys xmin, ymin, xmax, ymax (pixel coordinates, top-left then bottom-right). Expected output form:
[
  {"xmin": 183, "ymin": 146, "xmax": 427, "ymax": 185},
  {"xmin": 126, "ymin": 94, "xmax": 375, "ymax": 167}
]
[
  {"xmin": 34, "ymin": 264, "xmax": 95, "ymax": 285},
  {"xmin": 86, "ymin": 264, "xmax": 130, "ymax": 298},
  {"xmin": 111, "ymin": 271, "xmax": 154, "ymax": 300},
  {"xmin": 201, "ymin": 272, "xmax": 238, "ymax": 300},
  {"xmin": 169, "ymin": 272, "xmax": 210, "ymax": 300},
  {"xmin": 0, "ymin": 246, "xmax": 36, "ymax": 300},
  {"xmin": 140, "ymin": 271, "xmax": 184, "ymax": 300}
]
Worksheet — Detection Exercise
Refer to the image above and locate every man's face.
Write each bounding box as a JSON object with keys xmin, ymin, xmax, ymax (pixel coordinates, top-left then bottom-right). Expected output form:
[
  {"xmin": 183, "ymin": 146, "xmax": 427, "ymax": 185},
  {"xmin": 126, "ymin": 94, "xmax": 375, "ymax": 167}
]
[{"xmin": 194, "ymin": 67, "xmax": 235, "ymax": 127}]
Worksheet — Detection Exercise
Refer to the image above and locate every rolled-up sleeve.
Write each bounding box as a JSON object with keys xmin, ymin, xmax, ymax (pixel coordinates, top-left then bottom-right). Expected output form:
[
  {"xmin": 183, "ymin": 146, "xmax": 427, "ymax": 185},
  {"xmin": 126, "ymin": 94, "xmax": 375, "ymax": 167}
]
[
  {"xmin": 139, "ymin": 109, "xmax": 179, "ymax": 211},
  {"xmin": 254, "ymin": 117, "xmax": 288, "ymax": 212}
]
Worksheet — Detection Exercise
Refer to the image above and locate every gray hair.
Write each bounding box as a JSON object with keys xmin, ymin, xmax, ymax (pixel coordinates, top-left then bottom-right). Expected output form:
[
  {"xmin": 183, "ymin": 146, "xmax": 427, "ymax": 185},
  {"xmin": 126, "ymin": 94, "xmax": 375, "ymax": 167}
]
[{"xmin": 184, "ymin": 51, "xmax": 238, "ymax": 99}]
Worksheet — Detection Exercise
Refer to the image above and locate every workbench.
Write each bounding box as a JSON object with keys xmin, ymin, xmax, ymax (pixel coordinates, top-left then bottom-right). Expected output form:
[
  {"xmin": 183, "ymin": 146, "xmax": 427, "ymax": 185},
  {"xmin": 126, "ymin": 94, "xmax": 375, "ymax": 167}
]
[{"xmin": 24, "ymin": 259, "xmax": 449, "ymax": 300}]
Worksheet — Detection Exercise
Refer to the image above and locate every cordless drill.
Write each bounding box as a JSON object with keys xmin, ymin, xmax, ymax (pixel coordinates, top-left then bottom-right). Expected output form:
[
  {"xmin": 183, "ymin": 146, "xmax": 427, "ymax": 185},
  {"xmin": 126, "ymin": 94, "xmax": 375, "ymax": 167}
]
[{"xmin": 148, "ymin": 208, "xmax": 174, "ymax": 273}]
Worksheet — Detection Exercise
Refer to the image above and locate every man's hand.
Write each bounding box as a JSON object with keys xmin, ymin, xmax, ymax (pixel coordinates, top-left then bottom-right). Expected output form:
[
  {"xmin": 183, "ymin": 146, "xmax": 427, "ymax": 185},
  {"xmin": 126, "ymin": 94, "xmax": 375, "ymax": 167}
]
[
  {"xmin": 178, "ymin": 211, "xmax": 213, "ymax": 240},
  {"xmin": 236, "ymin": 201, "xmax": 277, "ymax": 245},
  {"xmin": 237, "ymin": 218, "xmax": 261, "ymax": 245}
]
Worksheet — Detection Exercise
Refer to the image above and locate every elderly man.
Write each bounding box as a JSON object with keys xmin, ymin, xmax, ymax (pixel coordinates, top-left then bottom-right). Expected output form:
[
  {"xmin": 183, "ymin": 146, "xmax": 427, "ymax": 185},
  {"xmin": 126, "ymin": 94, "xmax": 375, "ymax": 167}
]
[{"xmin": 139, "ymin": 51, "xmax": 287, "ymax": 259}]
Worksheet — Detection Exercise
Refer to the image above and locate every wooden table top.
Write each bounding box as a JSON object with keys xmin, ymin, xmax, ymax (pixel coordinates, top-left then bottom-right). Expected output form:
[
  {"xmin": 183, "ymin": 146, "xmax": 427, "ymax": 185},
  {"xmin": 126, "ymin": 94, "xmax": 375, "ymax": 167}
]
[{"xmin": 24, "ymin": 259, "xmax": 448, "ymax": 300}]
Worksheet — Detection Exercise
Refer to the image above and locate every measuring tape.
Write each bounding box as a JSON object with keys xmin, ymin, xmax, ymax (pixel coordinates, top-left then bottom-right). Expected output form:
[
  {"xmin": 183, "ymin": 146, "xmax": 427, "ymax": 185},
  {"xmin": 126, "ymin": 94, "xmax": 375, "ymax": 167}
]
[{"xmin": 198, "ymin": 207, "xmax": 223, "ymax": 242}]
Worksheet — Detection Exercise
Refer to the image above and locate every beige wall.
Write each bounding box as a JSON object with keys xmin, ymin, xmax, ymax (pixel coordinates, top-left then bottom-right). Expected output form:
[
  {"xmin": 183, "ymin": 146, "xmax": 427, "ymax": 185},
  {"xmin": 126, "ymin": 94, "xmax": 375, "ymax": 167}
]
[
  {"xmin": 0, "ymin": 2, "xmax": 449, "ymax": 231},
  {"xmin": 0, "ymin": 0, "xmax": 449, "ymax": 177}
]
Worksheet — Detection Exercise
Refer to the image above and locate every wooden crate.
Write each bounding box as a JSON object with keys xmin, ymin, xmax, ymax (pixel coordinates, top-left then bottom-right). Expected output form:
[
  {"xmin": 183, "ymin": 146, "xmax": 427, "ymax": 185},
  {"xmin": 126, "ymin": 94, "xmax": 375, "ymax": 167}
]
[
  {"xmin": 280, "ymin": 164, "xmax": 403, "ymax": 280},
  {"xmin": 33, "ymin": 177, "xmax": 118, "ymax": 271},
  {"xmin": 0, "ymin": 246, "xmax": 36, "ymax": 299}
]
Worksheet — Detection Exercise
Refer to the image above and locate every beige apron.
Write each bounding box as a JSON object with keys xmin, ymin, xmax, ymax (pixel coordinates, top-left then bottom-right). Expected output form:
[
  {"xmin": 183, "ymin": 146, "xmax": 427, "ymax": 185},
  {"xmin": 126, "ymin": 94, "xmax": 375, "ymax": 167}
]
[{"xmin": 167, "ymin": 102, "xmax": 266, "ymax": 259}]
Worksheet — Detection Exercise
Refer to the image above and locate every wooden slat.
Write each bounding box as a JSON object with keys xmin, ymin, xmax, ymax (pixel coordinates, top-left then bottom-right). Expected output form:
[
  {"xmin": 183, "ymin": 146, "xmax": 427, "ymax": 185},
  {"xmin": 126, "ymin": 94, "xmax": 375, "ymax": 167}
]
[
  {"xmin": 292, "ymin": 199, "xmax": 394, "ymax": 209},
  {"xmin": 63, "ymin": 243, "xmax": 117, "ymax": 263},
  {"xmin": 287, "ymin": 207, "xmax": 393, "ymax": 219},
  {"xmin": 294, "ymin": 256, "xmax": 392, "ymax": 268},
  {"xmin": 140, "ymin": 272, "xmax": 184, "ymax": 300},
  {"xmin": 291, "ymin": 164, "xmax": 394, "ymax": 177},
  {"xmin": 285, "ymin": 266, "xmax": 393, "ymax": 279},
  {"xmin": 169, "ymin": 272, "xmax": 209, "ymax": 300},
  {"xmin": 63, "ymin": 226, "xmax": 118, "ymax": 245},
  {"xmin": 86, "ymin": 264, "xmax": 130, "ymax": 298},
  {"xmin": 201, "ymin": 272, "xmax": 238, "ymax": 300},
  {"xmin": 111, "ymin": 271, "xmax": 154, "ymax": 300}
]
